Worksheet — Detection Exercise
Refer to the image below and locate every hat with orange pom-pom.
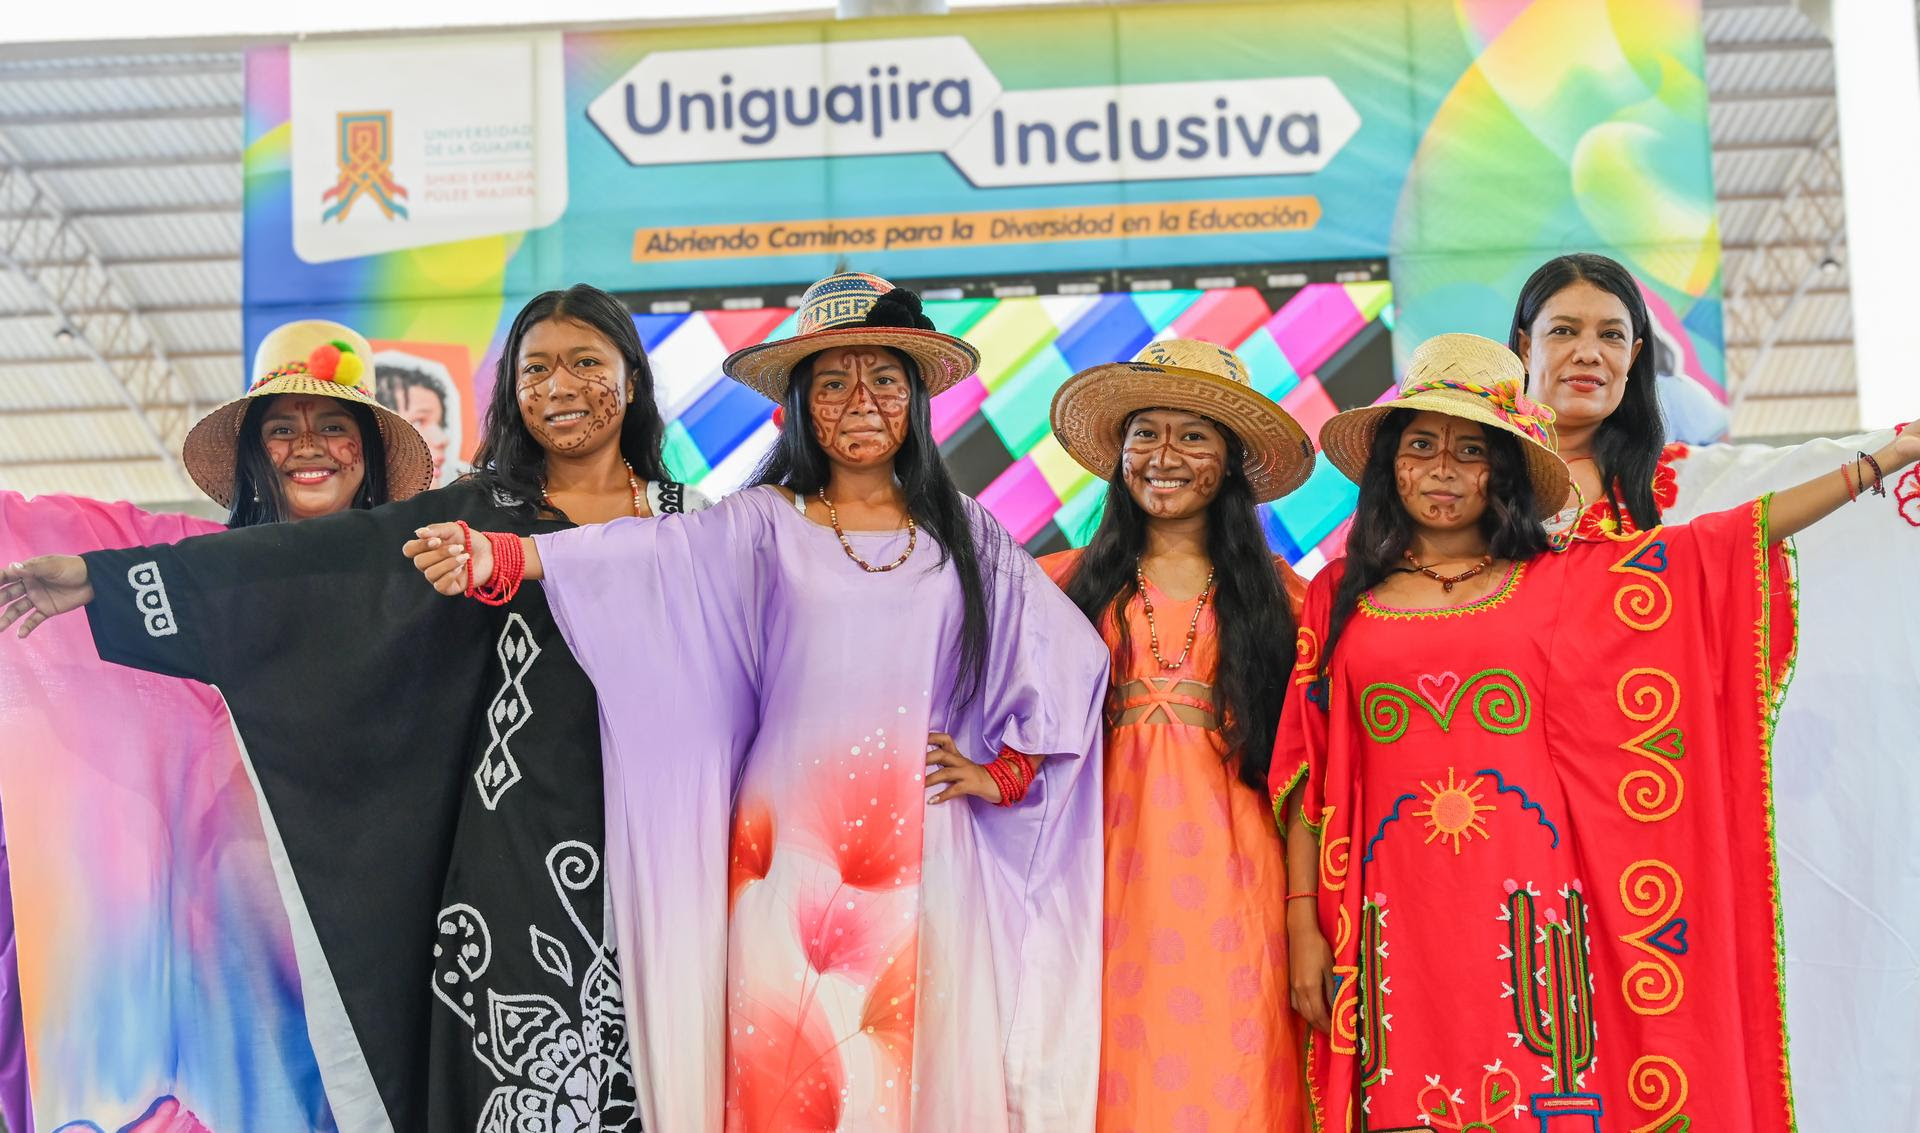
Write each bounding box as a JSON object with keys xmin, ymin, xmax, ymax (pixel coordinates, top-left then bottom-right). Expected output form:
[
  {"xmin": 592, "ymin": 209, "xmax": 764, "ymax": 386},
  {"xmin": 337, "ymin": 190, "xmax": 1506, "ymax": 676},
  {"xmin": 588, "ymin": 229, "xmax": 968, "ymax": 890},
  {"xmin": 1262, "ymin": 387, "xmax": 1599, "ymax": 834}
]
[{"xmin": 181, "ymin": 319, "xmax": 434, "ymax": 507}]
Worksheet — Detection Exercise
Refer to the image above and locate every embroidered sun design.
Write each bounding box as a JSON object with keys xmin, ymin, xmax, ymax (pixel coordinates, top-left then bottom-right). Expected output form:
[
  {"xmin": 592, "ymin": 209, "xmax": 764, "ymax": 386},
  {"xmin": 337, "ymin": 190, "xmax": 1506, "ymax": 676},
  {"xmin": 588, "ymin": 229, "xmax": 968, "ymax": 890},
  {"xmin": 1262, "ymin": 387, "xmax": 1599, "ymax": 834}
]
[{"xmin": 1414, "ymin": 767, "xmax": 1496, "ymax": 854}]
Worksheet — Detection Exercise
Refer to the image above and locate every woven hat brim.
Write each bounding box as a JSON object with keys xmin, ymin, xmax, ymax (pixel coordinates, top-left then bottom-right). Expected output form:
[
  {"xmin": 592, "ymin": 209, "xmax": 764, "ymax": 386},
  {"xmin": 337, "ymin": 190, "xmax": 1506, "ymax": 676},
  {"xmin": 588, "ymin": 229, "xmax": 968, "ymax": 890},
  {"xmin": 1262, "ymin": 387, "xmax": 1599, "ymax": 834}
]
[
  {"xmin": 721, "ymin": 326, "xmax": 980, "ymax": 402},
  {"xmin": 1317, "ymin": 391, "xmax": 1571, "ymax": 520},
  {"xmin": 182, "ymin": 376, "xmax": 436, "ymax": 508},
  {"xmin": 1049, "ymin": 362, "xmax": 1317, "ymax": 503}
]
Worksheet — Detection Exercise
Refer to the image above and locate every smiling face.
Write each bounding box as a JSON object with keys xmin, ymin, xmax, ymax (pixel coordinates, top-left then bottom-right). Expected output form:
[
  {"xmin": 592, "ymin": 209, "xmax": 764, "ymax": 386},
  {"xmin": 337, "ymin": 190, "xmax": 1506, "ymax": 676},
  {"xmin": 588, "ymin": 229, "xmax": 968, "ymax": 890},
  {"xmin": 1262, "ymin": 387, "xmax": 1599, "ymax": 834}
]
[
  {"xmin": 257, "ymin": 394, "xmax": 368, "ymax": 520},
  {"xmin": 515, "ymin": 316, "xmax": 630, "ymax": 458},
  {"xmin": 806, "ymin": 345, "xmax": 912, "ymax": 470},
  {"xmin": 1516, "ymin": 279, "xmax": 1642, "ymax": 432},
  {"xmin": 1119, "ymin": 408, "xmax": 1230, "ymax": 522},
  {"xmin": 1392, "ymin": 410, "xmax": 1493, "ymax": 533}
]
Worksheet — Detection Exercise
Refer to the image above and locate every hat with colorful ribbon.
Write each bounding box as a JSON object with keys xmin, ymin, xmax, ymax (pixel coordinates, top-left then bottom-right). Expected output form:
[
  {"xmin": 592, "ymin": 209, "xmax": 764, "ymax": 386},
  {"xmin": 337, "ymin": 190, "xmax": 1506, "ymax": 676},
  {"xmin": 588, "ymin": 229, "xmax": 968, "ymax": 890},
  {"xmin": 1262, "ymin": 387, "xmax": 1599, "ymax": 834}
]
[
  {"xmin": 1049, "ymin": 337, "xmax": 1316, "ymax": 502},
  {"xmin": 182, "ymin": 319, "xmax": 435, "ymax": 507},
  {"xmin": 722, "ymin": 272, "xmax": 980, "ymax": 402},
  {"xmin": 1318, "ymin": 333, "xmax": 1570, "ymax": 519}
]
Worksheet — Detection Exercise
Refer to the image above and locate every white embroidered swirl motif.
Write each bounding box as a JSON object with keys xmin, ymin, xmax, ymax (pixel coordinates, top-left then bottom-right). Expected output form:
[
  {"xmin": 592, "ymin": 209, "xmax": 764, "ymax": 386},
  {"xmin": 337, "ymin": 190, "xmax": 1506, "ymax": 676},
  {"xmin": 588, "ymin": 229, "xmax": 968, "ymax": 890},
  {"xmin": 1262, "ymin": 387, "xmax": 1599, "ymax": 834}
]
[
  {"xmin": 127, "ymin": 561, "xmax": 179, "ymax": 638},
  {"xmin": 434, "ymin": 841, "xmax": 637, "ymax": 1132}
]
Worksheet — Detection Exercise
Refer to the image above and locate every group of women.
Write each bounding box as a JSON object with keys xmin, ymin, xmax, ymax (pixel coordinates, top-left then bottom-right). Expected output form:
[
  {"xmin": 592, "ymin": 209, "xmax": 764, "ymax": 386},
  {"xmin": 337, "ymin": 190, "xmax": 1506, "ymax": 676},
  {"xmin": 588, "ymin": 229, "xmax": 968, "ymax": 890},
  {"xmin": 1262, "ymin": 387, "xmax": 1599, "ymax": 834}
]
[{"xmin": 0, "ymin": 255, "xmax": 1909, "ymax": 1133}]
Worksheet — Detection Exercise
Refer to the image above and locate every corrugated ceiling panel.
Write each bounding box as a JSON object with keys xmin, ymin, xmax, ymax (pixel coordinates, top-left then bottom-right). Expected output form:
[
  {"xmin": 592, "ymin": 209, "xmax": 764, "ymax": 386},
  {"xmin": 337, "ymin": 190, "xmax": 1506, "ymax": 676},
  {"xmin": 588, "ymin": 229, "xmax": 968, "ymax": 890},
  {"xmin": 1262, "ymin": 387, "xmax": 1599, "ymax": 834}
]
[
  {"xmin": 85, "ymin": 211, "xmax": 240, "ymax": 260},
  {"xmin": 141, "ymin": 308, "xmax": 241, "ymax": 354},
  {"xmin": 4, "ymin": 117, "xmax": 242, "ymax": 165},
  {"xmin": 0, "ymin": 360, "xmax": 147, "ymax": 410},
  {"xmin": 37, "ymin": 163, "xmax": 242, "ymax": 210},
  {"xmin": 0, "ymin": 460, "xmax": 187, "ymax": 505},
  {"xmin": 112, "ymin": 259, "xmax": 241, "ymax": 309},
  {"xmin": 0, "ymin": 408, "xmax": 155, "ymax": 461}
]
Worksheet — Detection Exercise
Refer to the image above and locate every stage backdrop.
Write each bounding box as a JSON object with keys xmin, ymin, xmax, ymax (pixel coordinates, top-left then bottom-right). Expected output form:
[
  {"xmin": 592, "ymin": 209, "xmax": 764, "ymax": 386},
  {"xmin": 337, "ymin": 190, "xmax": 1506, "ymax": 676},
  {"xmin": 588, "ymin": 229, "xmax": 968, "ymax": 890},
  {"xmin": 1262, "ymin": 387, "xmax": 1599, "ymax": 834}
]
[{"xmin": 240, "ymin": 0, "xmax": 1726, "ymax": 562}]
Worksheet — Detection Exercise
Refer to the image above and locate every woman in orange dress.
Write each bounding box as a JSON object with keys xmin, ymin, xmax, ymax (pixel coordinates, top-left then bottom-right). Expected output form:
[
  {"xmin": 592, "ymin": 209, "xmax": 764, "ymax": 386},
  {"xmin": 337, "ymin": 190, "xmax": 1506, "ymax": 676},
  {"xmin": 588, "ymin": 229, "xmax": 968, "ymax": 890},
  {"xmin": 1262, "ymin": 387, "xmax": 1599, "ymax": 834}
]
[{"xmin": 1041, "ymin": 339, "xmax": 1313, "ymax": 1133}]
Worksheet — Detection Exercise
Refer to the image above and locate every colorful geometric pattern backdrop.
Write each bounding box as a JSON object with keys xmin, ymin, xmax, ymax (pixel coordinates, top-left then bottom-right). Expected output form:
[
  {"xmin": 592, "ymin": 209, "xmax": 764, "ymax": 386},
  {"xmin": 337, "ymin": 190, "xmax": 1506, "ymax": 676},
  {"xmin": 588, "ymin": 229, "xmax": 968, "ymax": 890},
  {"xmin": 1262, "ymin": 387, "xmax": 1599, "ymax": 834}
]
[
  {"xmin": 631, "ymin": 270, "xmax": 1393, "ymax": 568},
  {"xmin": 238, "ymin": 0, "xmax": 1724, "ymax": 535}
]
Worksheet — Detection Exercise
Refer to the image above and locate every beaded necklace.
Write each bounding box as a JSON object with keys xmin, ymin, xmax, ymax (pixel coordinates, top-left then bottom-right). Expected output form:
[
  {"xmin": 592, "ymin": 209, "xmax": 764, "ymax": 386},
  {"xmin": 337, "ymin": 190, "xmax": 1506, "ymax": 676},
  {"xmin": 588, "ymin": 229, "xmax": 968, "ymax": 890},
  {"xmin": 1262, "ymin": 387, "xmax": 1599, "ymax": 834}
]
[
  {"xmin": 542, "ymin": 459, "xmax": 644, "ymax": 516},
  {"xmin": 1135, "ymin": 561, "xmax": 1214, "ymax": 670},
  {"xmin": 819, "ymin": 488, "xmax": 917, "ymax": 572}
]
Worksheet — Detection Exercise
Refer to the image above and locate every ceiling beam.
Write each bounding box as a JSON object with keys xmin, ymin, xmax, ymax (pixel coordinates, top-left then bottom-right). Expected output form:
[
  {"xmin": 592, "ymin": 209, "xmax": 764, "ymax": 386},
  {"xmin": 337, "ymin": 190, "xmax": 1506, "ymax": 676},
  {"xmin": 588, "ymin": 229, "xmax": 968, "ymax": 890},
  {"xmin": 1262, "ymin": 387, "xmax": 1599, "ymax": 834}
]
[
  {"xmin": 18, "ymin": 152, "xmax": 242, "ymax": 174},
  {"xmin": 0, "ymin": 201, "xmax": 239, "ymax": 221},
  {"xmin": 1703, "ymin": 37, "xmax": 1829, "ymax": 54},
  {"xmin": 0, "ymin": 349, "xmax": 236, "ymax": 367},
  {"xmin": 12, "ymin": 252, "xmax": 239, "ymax": 271},
  {"xmin": 0, "ymin": 58, "xmax": 240, "ymax": 82},
  {"xmin": 1714, "ymin": 137, "xmax": 1831, "ymax": 154},
  {"xmin": 1710, "ymin": 86, "xmax": 1834, "ymax": 104},
  {"xmin": 0, "ymin": 301, "xmax": 235, "ymax": 319},
  {"xmin": 0, "ymin": 105, "xmax": 242, "ymax": 128}
]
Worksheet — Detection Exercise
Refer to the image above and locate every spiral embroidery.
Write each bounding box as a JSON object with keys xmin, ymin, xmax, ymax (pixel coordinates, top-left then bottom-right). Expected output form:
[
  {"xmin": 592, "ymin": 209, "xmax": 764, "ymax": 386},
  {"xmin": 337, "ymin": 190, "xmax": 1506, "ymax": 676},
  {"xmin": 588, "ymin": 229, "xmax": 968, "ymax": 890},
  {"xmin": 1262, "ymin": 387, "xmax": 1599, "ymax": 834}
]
[
  {"xmin": 1627, "ymin": 1054, "xmax": 1692, "ymax": 1132},
  {"xmin": 1359, "ymin": 668, "xmax": 1532, "ymax": 743},
  {"xmin": 1617, "ymin": 859, "xmax": 1687, "ymax": 1016},
  {"xmin": 1616, "ymin": 667, "xmax": 1685, "ymax": 823}
]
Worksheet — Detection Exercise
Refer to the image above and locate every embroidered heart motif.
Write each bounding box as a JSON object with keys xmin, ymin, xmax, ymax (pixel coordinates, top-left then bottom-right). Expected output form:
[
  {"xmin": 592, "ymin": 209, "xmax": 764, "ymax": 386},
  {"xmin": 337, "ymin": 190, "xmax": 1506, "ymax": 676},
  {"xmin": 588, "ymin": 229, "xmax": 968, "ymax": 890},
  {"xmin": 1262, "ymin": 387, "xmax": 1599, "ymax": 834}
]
[
  {"xmin": 1647, "ymin": 727, "xmax": 1685, "ymax": 760},
  {"xmin": 1626, "ymin": 540, "xmax": 1669, "ymax": 574},
  {"xmin": 1649, "ymin": 917, "xmax": 1690, "ymax": 956},
  {"xmin": 1417, "ymin": 671, "xmax": 1461, "ymax": 713}
]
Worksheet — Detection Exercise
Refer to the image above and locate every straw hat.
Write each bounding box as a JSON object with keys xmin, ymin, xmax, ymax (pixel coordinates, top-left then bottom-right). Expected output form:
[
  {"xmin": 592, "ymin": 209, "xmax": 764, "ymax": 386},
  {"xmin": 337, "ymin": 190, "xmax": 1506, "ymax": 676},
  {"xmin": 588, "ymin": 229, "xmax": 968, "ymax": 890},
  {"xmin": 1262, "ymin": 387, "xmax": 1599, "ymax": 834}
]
[
  {"xmin": 1049, "ymin": 338, "xmax": 1316, "ymax": 502},
  {"xmin": 1317, "ymin": 333, "xmax": 1569, "ymax": 519},
  {"xmin": 722, "ymin": 272, "xmax": 980, "ymax": 402},
  {"xmin": 182, "ymin": 320, "xmax": 435, "ymax": 507}
]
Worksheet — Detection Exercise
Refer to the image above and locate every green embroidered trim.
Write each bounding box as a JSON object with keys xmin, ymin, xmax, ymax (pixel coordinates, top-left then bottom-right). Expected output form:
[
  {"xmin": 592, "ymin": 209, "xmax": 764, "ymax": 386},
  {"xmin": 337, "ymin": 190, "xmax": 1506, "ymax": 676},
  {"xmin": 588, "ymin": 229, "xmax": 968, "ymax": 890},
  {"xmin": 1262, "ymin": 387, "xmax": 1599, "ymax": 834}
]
[
  {"xmin": 1271, "ymin": 760, "xmax": 1309, "ymax": 835},
  {"xmin": 1359, "ymin": 560, "xmax": 1526, "ymax": 620},
  {"xmin": 1359, "ymin": 668, "xmax": 1532, "ymax": 743},
  {"xmin": 1753, "ymin": 493, "xmax": 1802, "ymax": 1131}
]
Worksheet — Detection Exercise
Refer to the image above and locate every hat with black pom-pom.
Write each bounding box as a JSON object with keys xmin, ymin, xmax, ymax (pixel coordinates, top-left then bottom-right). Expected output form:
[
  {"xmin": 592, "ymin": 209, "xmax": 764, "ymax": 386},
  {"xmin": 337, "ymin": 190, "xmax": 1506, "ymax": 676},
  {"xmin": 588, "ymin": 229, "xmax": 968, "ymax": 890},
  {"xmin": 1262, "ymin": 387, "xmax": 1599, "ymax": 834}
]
[
  {"xmin": 181, "ymin": 319, "xmax": 434, "ymax": 507},
  {"xmin": 722, "ymin": 272, "xmax": 980, "ymax": 402}
]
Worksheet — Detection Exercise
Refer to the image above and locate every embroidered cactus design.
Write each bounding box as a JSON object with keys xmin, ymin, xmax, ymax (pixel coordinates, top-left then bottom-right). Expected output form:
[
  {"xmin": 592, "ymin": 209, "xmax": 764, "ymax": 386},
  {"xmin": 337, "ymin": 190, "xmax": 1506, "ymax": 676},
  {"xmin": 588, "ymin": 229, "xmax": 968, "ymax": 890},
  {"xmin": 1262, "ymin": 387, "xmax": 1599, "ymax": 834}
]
[{"xmin": 1501, "ymin": 880, "xmax": 1595, "ymax": 1095}]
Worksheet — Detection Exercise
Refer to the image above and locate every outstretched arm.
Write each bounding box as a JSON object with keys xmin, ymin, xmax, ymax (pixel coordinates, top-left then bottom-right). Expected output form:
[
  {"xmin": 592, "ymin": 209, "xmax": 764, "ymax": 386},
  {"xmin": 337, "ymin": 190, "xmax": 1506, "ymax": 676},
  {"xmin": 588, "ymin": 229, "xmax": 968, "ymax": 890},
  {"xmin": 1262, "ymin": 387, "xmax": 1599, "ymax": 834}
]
[
  {"xmin": 403, "ymin": 522, "xmax": 544, "ymax": 597},
  {"xmin": 1766, "ymin": 424, "xmax": 1920, "ymax": 542}
]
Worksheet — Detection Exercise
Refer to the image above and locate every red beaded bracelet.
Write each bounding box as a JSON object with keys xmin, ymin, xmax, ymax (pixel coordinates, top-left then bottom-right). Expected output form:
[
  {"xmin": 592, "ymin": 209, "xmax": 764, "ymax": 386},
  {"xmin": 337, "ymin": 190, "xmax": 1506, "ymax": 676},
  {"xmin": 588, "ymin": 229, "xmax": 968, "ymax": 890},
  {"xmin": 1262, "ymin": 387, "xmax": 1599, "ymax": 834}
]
[
  {"xmin": 459, "ymin": 522, "xmax": 524, "ymax": 606},
  {"xmin": 986, "ymin": 749, "xmax": 1036, "ymax": 807}
]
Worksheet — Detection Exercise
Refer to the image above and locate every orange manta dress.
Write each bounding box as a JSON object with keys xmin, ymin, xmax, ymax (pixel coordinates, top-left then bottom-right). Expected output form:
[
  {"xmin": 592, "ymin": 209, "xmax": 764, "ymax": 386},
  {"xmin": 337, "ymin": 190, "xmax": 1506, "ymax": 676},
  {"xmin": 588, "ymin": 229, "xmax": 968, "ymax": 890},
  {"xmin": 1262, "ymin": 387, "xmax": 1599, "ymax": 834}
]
[{"xmin": 1043, "ymin": 550, "xmax": 1309, "ymax": 1133}]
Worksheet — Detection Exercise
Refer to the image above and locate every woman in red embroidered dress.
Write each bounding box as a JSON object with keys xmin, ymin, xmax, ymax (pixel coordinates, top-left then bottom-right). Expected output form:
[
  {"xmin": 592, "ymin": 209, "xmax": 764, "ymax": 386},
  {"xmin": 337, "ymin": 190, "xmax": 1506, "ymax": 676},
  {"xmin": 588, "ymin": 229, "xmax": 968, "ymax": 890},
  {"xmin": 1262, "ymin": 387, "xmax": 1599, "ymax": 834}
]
[
  {"xmin": 1276, "ymin": 333, "xmax": 1919, "ymax": 1133},
  {"xmin": 1042, "ymin": 339, "xmax": 1314, "ymax": 1133}
]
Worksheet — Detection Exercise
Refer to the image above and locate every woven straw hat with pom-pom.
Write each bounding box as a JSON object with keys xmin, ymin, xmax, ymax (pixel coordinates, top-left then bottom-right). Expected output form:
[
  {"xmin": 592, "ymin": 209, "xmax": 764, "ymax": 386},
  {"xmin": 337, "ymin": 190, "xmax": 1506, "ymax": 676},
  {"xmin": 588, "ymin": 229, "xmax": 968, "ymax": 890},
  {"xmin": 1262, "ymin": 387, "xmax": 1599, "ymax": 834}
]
[
  {"xmin": 722, "ymin": 272, "xmax": 980, "ymax": 401},
  {"xmin": 181, "ymin": 319, "xmax": 434, "ymax": 507},
  {"xmin": 1317, "ymin": 333, "xmax": 1570, "ymax": 519}
]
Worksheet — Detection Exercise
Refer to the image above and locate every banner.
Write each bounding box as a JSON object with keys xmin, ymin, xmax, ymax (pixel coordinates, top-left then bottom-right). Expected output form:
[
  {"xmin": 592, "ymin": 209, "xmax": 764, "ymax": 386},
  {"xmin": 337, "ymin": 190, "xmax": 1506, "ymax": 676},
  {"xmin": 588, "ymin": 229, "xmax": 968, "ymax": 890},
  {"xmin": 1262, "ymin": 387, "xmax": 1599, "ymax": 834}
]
[{"xmin": 241, "ymin": 0, "xmax": 1726, "ymax": 552}]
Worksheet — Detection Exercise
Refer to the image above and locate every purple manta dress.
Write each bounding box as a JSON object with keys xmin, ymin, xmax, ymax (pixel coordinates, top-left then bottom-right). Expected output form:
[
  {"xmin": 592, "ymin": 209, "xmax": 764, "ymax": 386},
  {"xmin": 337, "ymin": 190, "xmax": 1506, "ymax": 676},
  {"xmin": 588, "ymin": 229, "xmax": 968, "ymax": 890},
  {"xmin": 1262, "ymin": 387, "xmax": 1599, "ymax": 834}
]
[{"xmin": 536, "ymin": 484, "xmax": 1108, "ymax": 1132}]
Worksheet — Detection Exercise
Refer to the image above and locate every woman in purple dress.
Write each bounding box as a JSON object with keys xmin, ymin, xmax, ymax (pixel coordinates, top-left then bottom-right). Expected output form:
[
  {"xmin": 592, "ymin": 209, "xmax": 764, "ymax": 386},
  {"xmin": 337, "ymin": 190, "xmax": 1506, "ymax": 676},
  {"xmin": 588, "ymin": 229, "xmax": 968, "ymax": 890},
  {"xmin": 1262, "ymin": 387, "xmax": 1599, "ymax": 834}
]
[{"xmin": 405, "ymin": 273, "xmax": 1109, "ymax": 1132}]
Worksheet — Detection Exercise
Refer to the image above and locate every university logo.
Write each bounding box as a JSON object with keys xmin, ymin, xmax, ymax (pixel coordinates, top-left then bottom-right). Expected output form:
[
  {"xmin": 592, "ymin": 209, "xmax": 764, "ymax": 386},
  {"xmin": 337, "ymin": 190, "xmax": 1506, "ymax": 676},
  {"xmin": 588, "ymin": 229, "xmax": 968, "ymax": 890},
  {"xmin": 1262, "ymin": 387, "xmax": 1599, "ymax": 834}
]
[{"xmin": 321, "ymin": 111, "xmax": 410, "ymax": 223}]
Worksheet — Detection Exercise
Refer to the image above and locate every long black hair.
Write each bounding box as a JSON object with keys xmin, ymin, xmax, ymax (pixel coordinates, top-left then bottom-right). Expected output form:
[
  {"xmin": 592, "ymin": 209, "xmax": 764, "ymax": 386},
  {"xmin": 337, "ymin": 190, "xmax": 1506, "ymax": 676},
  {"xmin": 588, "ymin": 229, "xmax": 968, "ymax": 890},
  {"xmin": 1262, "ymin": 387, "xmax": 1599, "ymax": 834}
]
[
  {"xmin": 471, "ymin": 284, "xmax": 670, "ymax": 517},
  {"xmin": 751, "ymin": 288, "xmax": 1001, "ymax": 714},
  {"xmin": 1509, "ymin": 252, "xmax": 1665, "ymax": 530},
  {"xmin": 1322, "ymin": 409, "xmax": 1551, "ymax": 679},
  {"xmin": 1063, "ymin": 421, "xmax": 1296, "ymax": 794},
  {"xmin": 225, "ymin": 395, "xmax": 390, "ymax": 528}
]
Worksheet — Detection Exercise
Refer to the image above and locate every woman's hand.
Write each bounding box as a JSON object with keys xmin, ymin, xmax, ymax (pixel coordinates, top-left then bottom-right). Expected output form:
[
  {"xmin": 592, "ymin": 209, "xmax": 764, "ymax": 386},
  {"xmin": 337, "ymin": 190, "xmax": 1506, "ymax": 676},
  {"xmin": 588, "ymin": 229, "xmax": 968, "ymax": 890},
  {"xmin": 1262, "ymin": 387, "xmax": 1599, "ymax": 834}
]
[
  {"xmin": 1288, "ymin": 905, "xmax": 1336, "ymax": 1033},
  {"xmin": 924, "ymin": 732, "xmax": 1001, "ymax": 805},
  {"xmin": 403, "ymin": 523, "xmax": 493, "ymax": 597},
  {"xmin": 0, "ymin": 555, "xmax": 94, "ymax": 638}
]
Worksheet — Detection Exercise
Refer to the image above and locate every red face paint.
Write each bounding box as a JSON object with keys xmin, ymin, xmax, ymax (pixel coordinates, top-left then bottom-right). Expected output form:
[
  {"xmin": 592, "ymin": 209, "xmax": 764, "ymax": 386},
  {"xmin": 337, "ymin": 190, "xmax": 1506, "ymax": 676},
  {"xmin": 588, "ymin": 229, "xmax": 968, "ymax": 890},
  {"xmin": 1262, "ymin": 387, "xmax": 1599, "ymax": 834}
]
[
  {"xmin": 806, "ymin": 346, "xmax": 911, "ymax": 469},
  {"xmin": 258, "ymin": 393, "xmax": 368, "ymax": 519}
]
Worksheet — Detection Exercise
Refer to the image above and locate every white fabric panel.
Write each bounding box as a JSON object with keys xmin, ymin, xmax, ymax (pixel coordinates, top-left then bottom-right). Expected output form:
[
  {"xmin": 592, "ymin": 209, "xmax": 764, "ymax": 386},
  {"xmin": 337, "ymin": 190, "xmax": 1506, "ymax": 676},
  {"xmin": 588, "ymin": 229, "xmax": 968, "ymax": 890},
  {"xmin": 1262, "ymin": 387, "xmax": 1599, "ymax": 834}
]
[{"xmin": 1667, "ymin": 430, "xmax": 1920, "ymax": 1132}]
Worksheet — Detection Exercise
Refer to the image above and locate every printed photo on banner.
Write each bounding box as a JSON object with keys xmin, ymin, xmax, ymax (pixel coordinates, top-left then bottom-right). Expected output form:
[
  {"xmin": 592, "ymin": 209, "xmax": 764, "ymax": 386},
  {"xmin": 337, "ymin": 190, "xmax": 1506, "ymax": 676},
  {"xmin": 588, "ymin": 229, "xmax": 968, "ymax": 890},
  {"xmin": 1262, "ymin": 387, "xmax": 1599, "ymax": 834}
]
[{"xmin": 372, "ymin": 340, "xmax": 478, "ymax": 486}]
